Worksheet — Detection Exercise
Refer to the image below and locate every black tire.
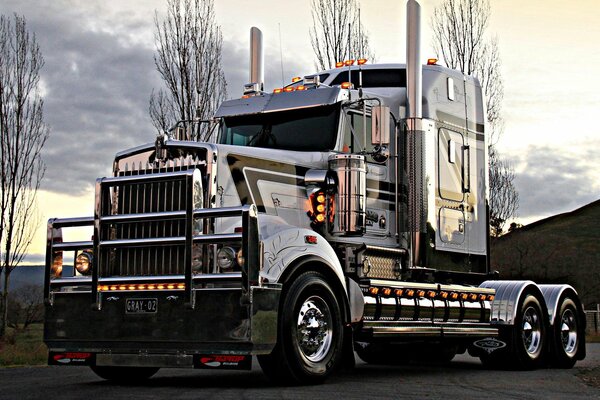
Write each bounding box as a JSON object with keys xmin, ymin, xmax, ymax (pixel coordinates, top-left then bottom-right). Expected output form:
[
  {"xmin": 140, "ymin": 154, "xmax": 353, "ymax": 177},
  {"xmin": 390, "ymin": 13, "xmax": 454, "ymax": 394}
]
[
  {"xmin": 258, "ymin": 271, "xmax": 344, "ymax": 385},
  {"xmin": 90, "ymin": 366, "xmax": 160, "ymax": 382},
  {"xmin": 480, "ymin": 293, "xmax": 547, "ymax": 370},
  {"xmin": 550, "ymin": 297, "xmax": 581, "ymax": 368}
]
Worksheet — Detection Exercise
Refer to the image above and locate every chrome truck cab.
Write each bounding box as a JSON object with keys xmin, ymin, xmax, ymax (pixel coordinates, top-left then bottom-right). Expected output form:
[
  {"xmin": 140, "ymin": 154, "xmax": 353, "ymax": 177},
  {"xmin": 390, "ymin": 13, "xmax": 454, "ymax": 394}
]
[{"xmin": 43, "ymin": 0, "xmax": 585, "ymax": 385}]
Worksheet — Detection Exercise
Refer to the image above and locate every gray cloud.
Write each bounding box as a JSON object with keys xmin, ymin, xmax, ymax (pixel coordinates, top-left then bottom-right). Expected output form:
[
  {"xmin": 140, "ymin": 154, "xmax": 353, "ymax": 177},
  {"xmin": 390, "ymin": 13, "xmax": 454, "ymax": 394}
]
[
  {"xmin": 1, "ymin": 0, "xmax": 161, "ymax": 195},
  {"xmin": 1, "ymin": 1, "xmax": 307, "ymax": 197},
  {"xmin": 509, "ymin": 144, "xmax": 599, "ymax": 219}
]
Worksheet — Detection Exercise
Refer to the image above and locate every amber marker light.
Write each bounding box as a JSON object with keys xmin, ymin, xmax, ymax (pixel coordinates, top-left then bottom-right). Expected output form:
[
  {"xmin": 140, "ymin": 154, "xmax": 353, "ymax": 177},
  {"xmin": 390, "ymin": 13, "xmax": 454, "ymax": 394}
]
[
  {"xmin": 395, "ymin": 289, "xmax": 404, "ymax": 297},
  {"xmin": 284, "ymin": 86, "xmax": 295, "ymax": 92},
  {"xmin": 341, "ymin": 82, "xmax": 353, "ymax": 89},
  {"xmin": 291, "ymin": 76, "xmax": 301, "ymax": 83},
  {"xmin": 177, "ymin": 284, "xmax": 185, "ymax": 290},
  {"xmin": 450, "ymin": 292, "xmax": 459, "ymax": 300},
  {"xmin": 382, "ymin": 288, "xmax": 392, "ymax": 296},
  {"xmin": 296, "ymin": 85, "xmax": 307, "ymax": 91},
  {"xmin": 241, "ymin": 95, "xmax": 250, "ymax": 99},
  {"xmin": 273, "ymin": 88, "xmax": 283, "ymax": 94},
  {"xmin": 460, "ymin": 293, "xmax": 468, "ymax": 301},
  {"xmin": 119, "ymin": 285, "xmax": 127, "ymax": 291},
  {"xmin": 344, "ymin": 59, "xmax": 355, "ymax": 66},
  {"xmin": 427, "ymin": 58, "xmax": 438, "ymax": 65},
  {"xmin": 469, "ymin": 294, "xmax": 478, "ymax": 301},
  {"xmin": 368, "ymin": 287, "xmax": 379, "ymax": 295},
  {"xmin": 357, "ymin": 58, "xmax": 368, "ymax": 65},
  {"xmin": 479, "ymin": 294, "xmax": 487, "ymax": 301},
  {"xmin": 426, "ymin": 291, "xmax": 436, "ymax": 298},
  {"xmin": 487, "ymin": 295, "xmax": 495, "ymax": 301},
  {"xmin": 406, "ymin": 289, "xmax": 415, "ymax": 297},
  {"xmin": 147, "ymin": 284, "xmax": 156, "ymax": 290},
  {"xmin": 335, "ymin": 61, "xmax": 344, "ymax": 68}
]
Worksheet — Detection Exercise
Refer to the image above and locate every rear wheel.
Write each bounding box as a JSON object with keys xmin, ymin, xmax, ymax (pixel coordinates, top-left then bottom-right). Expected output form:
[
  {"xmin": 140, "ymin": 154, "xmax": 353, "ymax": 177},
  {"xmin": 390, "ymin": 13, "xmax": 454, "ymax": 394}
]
[
  {"xmin": 90, "ymin": 366, "xmax": 159, "ymax": 382},
  {"xmin": 258, "ymin": 271, "xmax": 343, "ymax": 385},
  {"xmin": 550, "ymin": 297, "xmax": 581, "ymax": 368},
  {"xmin": 480, "ymin": 292, "xmax": 547, "ymax": 369}
]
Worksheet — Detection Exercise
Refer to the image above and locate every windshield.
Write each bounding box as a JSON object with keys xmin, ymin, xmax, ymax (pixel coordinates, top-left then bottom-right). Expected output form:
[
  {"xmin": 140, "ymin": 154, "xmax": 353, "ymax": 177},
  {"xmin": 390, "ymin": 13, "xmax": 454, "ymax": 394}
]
[{"xmin": 219, "ymin": 105, "xmax": 339, "ymax": 151}]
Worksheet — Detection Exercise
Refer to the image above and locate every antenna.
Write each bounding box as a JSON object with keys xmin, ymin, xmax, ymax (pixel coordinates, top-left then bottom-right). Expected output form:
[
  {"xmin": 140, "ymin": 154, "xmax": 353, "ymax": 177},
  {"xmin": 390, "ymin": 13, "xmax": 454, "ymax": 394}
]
[{"xmin": 279, "ymin": 23, "xmax": 285, "ymax": 87}]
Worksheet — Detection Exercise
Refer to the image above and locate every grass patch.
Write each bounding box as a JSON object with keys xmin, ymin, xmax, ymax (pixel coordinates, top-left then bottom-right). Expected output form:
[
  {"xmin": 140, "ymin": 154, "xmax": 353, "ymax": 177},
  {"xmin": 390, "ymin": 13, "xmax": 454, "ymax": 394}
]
[{"xmin": 0, "ymin": 324, "xmax": 47, "ymax": 367}]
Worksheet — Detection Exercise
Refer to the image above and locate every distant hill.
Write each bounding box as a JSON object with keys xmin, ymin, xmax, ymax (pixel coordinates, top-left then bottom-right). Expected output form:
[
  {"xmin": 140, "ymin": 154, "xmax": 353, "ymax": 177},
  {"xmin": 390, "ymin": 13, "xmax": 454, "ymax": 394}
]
[
  {"xmin": 491, "ymin": 199, "xmax": 600, "ymax": 308},
  {"xmin": 0, "ymin": 266, "xmax": 45, "ymax": 292}
]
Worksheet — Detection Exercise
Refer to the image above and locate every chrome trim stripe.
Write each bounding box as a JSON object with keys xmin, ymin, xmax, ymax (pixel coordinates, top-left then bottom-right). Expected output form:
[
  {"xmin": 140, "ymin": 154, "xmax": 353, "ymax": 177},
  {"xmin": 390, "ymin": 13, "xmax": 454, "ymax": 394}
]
[
  {"xmin": 50, "ymin": 273, "xmax": 244, "ymax": 287},
  {"xmin": 102, "ymin": 169, "xmax": 195, "ymax": 185}
]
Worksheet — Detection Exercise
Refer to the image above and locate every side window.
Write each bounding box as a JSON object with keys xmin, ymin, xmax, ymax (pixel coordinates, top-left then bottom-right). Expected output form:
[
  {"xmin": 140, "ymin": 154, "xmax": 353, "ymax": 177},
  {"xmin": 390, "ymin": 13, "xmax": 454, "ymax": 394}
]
[
  {"xmin": 438, "ymin": 128, "xmax": 465, "ymax": 202},
  {"xmin": 342, "ymin": 111, "xmax": 373, "ymax": 154}
]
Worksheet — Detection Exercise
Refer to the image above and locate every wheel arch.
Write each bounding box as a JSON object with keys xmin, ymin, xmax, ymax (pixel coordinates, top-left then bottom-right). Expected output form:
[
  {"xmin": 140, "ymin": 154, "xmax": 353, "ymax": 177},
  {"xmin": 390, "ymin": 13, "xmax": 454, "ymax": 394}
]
[
  {"xmin": 277, "ymin": 255, "xmax": 351, "ymax": 325},
  {"xmin": 538, "ymin": 284, "xmax": 586, "ymax": 361},
  {"xmin": 480, "ymin": 280, "xmax": 548, "ymax": 326}
]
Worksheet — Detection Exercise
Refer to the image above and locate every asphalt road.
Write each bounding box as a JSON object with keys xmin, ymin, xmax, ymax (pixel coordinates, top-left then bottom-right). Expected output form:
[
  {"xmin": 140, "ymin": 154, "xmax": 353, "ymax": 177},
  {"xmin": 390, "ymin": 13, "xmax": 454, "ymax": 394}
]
[{"xmin": 2, "ymin": 344, "xmax": 600, "ymax": 400}]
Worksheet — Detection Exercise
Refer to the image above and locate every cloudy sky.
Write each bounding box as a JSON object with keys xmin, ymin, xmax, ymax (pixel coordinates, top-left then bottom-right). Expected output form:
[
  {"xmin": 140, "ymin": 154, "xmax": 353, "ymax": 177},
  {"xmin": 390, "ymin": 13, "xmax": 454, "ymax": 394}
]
[{"xmin": 1, "ymin": 0, "xmax": 598, "ymax": 263}]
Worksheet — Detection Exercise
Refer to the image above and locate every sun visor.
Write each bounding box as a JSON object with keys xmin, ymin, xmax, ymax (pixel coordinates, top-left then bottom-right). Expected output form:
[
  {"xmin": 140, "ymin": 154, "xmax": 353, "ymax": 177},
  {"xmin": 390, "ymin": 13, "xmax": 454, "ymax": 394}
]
[{"xmin": 215, "ymin": 87, "xmax": 343, "ymax": 118}]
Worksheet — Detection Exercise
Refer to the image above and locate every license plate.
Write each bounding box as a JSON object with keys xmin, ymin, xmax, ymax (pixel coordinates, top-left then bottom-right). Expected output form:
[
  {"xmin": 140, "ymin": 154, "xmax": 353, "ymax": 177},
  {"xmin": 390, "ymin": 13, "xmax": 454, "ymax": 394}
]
[{"xmin": 126, "ymin": 298, "xmax": 157, "ymax": 314}]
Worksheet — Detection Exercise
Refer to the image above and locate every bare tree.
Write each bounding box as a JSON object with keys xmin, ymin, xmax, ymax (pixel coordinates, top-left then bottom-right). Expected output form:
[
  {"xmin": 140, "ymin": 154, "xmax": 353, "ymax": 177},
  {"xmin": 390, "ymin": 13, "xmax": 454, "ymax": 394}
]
[
  {"xmin": 0, "ymin": 14, "xmax": 48, "ymax": 338},
  {"xmin": 431, "ymin": 0, "xmax": 518, "ymax": 234},
  {"xmin": 150, "ymin": 0, "xmax": 227, "ymax": 141},
  {"xmin": 7, "ymin": 284, "xmax": 43, "ymax": 331},
  {"xmin": 489, "ymin": 147, "xmax": 518, "ymax": 236},
  {"xmin": 310, "ymin": 0, "xmax": 375, "ymax": 71}
]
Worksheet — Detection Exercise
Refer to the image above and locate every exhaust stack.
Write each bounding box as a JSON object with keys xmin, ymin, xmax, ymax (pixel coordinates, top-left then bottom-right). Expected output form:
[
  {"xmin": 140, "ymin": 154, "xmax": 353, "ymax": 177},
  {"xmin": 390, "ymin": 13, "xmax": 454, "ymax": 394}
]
[
  {"xmin": 249, "ymin": 27, "xmax": 264, "ymax": 92},
  {"xmin": 406, "ymin": 0, "xmax": 422, "ymax": 119},
  {"xmin": 405, "ymin": 0, "xmax": 425, "ymax": 267}
]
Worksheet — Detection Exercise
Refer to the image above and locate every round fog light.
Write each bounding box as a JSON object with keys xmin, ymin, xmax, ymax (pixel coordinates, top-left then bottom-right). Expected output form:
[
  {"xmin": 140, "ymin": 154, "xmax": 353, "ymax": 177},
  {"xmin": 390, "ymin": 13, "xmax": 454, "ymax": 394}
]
[
  {"xmin": 75, "ymin": 252, "xmax": 93, "ymax": 275},
  {"xmin": 217, "ymin": 247, "xmax": 236, "ymax": 271}
]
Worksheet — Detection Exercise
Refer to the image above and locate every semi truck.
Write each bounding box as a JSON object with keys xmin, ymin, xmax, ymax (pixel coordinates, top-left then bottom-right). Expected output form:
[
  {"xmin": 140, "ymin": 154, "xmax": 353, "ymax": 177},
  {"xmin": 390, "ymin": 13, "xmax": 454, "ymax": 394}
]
[{"xmin": 44, "ymin": 0, "xmax": 585, "ymax": 384}]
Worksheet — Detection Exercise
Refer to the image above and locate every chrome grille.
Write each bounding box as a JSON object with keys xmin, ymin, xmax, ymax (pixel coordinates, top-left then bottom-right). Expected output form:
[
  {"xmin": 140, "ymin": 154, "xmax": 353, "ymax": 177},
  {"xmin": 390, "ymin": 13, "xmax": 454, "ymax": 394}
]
[{"xmin": 99, "ymin": 156, "xmax": 204, "ymax": 278}]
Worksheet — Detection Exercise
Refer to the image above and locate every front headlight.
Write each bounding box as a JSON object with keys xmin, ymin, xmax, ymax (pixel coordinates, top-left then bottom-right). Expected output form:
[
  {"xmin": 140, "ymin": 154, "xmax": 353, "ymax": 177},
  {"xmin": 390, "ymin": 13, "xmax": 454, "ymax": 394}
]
[
  {"xmin": 75, "ymin": 251, "xmax": 93, "ymax": 276},
  {"xmin": 216, "ymin": 247, "xmax": 236, "ymax": 271}
]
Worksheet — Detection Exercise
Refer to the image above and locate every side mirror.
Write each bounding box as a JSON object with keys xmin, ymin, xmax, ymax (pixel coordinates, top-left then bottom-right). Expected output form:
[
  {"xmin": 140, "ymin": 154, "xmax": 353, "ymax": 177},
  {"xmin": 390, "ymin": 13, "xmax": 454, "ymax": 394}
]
[{"xmin": 371, "ymin": 105, "xmax": 390, "ymax": 146}]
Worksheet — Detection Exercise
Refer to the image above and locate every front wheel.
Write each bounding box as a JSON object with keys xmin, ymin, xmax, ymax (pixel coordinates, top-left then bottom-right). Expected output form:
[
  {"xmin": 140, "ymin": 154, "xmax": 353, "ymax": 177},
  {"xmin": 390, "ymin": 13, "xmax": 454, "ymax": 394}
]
[{"xmin": 258, "ymin": 271, "xmax": 344, "ymax": 385}]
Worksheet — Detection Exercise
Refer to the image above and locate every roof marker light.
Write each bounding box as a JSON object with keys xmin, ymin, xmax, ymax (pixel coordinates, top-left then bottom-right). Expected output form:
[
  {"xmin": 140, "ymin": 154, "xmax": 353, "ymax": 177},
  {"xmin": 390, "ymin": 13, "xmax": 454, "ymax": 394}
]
[
  {"xmin": 291, "ymin": 76, "xmax": 301, "ymax": 83},
  {"xmin": 344, "ymin": 59, "xmax": 355, "ymax": 66},
  {"xmin": 427, "ymin": 58, "xmax": 438, "ymax": 65},
  {"xmin": 357, "ymin": 58, "xmax": 368, "ymax": 65},
  {"xmin": 341, "ymin": 82, "xmax": 353, "ymax": 89},
  {"xmin": 273, "ymin": 88, "xmax": 283, "ymax": 94},
  {"xmin": 284, "ymin": 86, "xmax": 295, "ymax": 92},
  {"xmin": 335, "ymin": 61, "xmax": 344, "ymax": 68}
]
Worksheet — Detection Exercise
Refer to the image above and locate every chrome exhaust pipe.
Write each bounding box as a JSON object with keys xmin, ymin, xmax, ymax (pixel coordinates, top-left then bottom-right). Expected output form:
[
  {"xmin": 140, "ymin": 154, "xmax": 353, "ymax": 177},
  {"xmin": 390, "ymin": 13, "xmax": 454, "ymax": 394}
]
[
  {"xmin": 249, "ymin": 27, "xmax": 264, "ymax": 92},
  {"xmin": 405, "ymin": 0, "xmax": 425, "ymax": 267},
  {"xmin": 406, "ymin": 0, "xmax": 422, "ymax": 119}
]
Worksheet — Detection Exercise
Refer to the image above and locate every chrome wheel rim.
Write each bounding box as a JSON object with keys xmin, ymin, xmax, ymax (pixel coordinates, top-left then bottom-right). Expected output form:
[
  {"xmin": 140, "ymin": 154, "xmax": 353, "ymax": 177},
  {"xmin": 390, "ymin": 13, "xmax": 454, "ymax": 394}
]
[
  {"xmin": 560, "ymin": 309, "xmax": 578, "ymax": 355},
  {"xmin": 296, "ymin": 295, "xmax": 332, "ymax": 362},
  {"xmin": 522, "ymin": 306, "xmax": 542, "ymax": 356}
]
